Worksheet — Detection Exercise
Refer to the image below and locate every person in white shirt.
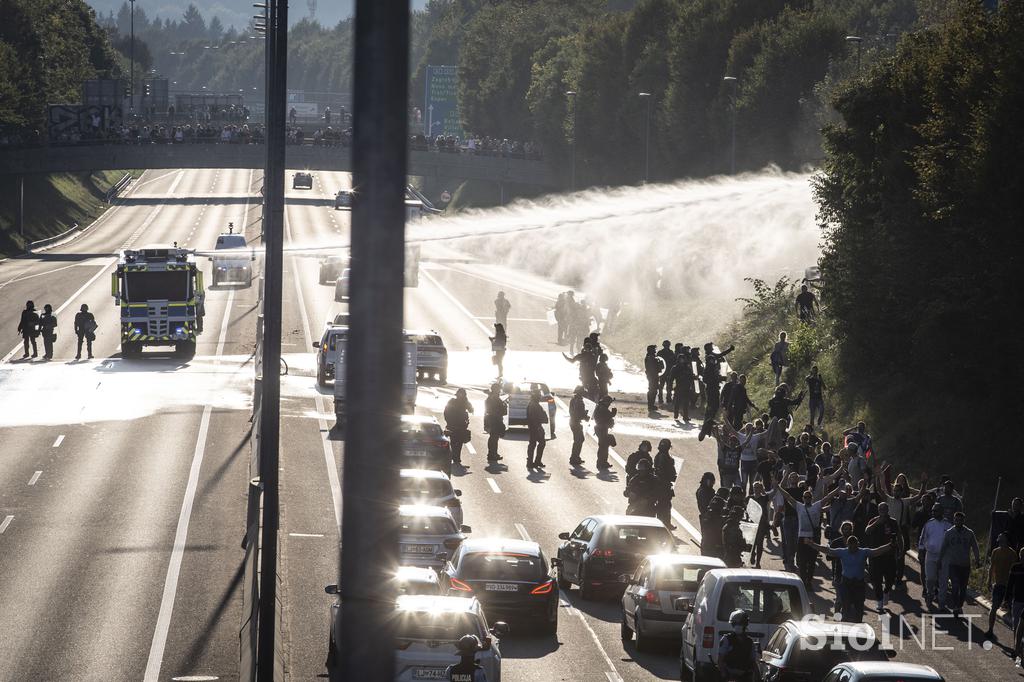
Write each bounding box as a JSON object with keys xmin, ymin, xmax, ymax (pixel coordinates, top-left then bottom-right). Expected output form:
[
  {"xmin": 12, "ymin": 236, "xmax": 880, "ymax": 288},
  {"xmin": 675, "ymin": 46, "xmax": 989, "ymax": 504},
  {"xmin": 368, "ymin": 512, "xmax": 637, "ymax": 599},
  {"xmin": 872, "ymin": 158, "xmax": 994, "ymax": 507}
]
[
  {"xmin": 778, "ymin": 484, "xmax": 843, "ymax": 591},
  {"xmin": 918, "ymin": 503, "xmax": 952, "ymax": 605}
]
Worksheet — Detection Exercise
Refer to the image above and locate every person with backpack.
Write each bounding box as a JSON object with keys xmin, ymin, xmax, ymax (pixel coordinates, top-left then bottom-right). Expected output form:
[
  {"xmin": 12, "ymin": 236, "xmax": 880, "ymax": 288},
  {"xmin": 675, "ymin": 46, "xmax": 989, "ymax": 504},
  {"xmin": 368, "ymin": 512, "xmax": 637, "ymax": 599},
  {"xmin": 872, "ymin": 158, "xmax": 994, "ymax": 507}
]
[
  {"xmin": 38, "ymin": 303, "xmax": 57, "ymax": 360},
  {"xmin": 74, "ymin": 303, "xmax": 98, "ymax": 360},
  {"xmin": 717, "ymin": 609, "xmax": 760, "ymax": 681},
  {"xmin": 17, "ymin": 300, "xmax": 40, "ymax": 359}
]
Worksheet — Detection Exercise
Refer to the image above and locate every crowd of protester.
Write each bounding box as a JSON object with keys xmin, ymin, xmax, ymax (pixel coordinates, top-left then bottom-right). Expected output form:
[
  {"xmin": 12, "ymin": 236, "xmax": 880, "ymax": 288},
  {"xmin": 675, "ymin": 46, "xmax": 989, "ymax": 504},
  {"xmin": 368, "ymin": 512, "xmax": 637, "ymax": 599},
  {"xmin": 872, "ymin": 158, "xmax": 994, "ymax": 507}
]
[{"xmin": 409, "ymin": 133, "xmax": 543, "ymax": 159}]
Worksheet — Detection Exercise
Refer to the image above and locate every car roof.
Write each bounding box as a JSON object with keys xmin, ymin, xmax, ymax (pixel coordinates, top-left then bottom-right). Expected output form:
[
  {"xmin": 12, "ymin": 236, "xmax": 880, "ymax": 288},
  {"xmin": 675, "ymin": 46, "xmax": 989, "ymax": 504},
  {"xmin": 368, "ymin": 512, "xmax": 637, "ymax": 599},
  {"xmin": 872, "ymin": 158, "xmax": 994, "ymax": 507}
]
[
  {"xmin": 396, "ymin": 595, "xmax": 478, "ymax": 614},
  {"xmin": 395, "ymin": 566, "xmax": 440, "ymax": 583},
  {"xmin": 508, "ymin": 381, "xmax": 551, "ymax": 392},
  {"xmin": 783, "ymin": 619, "xmax": 876, "ymax": 640},
  {"xmin": 400, "ymin": 468, "xmax": 450, "ymax": 481},
  {"xmin": 645, "ymin": 553, "xmax": 726, "ymax": 569},
  {"xmin": 459, "ymin": 538, "xmax": 542, "ymax": 555},
  {"xmin": 836, "ymin": 662, "xmax": 941, "ymax": 677},
  {"xmin": 589, "ymin": 514, "xmax": 669, "ymax": 527},
  {"xmin": 404, "ymin": 328, "xmax": 442, "ymax": 337},
  {"xmin": 704, "ymin": 568, "xmax": 806, "ymax": 583},
  {"xmin": 402, "ymin": 414, "xmax": 440, "ymax": 425},
  {"xmin": 399, "ymin": 504, "xmax": 454, "ymax": 519}
]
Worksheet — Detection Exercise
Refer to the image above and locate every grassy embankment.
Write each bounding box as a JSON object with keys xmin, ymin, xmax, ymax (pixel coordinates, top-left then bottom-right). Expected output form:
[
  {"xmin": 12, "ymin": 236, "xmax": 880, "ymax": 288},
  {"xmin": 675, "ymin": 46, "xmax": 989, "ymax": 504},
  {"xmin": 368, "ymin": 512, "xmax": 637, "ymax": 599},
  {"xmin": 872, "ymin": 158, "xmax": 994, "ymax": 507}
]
[{"xmin": 0, "ymin": 170, "xmax": 134, "ymax": 258}]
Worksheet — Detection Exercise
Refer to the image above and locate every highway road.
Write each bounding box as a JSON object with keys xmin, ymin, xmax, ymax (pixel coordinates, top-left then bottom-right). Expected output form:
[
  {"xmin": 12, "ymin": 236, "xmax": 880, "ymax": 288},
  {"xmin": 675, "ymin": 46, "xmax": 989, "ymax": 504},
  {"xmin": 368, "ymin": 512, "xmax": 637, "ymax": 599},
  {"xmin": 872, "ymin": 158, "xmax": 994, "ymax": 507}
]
[{"xmin": 0, "ymin": 167, "xmax": 1017, "ymax": 681}]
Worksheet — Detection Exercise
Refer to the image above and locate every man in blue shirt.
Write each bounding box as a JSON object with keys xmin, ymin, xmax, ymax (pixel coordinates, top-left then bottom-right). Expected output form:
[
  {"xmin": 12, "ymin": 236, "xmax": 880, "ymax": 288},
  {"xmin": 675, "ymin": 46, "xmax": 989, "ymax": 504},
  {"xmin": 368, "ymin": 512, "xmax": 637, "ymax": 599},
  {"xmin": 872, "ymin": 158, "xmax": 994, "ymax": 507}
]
[{"xmin": 804, "ymin": 535, "xmax": 892, "ymax": 623}]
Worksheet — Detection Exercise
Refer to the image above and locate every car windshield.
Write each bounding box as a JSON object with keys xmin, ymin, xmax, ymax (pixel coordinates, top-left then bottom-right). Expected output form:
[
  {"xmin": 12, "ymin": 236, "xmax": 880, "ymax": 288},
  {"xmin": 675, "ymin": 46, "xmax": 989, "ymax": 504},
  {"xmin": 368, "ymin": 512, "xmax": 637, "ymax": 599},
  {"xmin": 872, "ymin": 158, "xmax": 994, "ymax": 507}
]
[
  {"xmin": 715, "ymin": 582, "xmax": 804, "ymax": 624},
  {"xmin": 123, "ymin": 271, "xmax": 190, "ymax": 303},
  {"xmin": 604, "ymin": 525, "xmax": 673, "ymax": 553},
  {"xmin": 399, "ymin": 477, "xmax": 452, "ymax": 499},
  {"xmin": 653, "ymin": 564, "xmax": 708, "ymax": 592},
  {"xmin": 394, "ymin": 611, "xmax": 480, "ymax": 643},
  {"xmin": 327, "ymin": 330, "xmax": 347, "ymax": 351},
  {"xmin": 459, "ymin": 553, "xmax": 545, "ymax": 582},
  {"xmin": 402, "ymin": 422, "xmax": 444, "ymax": 440},
  {"xmin": 400, "ymin": 516, "xmax": 457, "ymax": 535},
  {"xmin": 216, "ymin": 235, "xmax": 246, "ymax": 249}
]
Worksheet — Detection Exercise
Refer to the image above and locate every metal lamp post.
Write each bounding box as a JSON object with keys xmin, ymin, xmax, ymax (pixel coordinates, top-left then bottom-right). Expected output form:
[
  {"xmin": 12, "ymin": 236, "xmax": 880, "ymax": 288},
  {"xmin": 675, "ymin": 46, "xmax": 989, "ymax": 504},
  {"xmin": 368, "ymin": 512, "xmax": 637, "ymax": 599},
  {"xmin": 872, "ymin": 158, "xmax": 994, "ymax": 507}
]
[
  {"xmin": 565, "ymin": 90, "xmax": 577, "ymax": 191},
  {"xmin": 722, "ymin": 76, "xmax": 737, "ymax": 175},
  {"xmin": 846, "ymin": 35, "xmax": 864, "ymax": 74},
  {"xmin": 129, "ymin": 0, "xmax": 135, "ymax": 113},
  {"xmin": 638, "ymin": 91, "xmax": 651, "ymax": 184}
]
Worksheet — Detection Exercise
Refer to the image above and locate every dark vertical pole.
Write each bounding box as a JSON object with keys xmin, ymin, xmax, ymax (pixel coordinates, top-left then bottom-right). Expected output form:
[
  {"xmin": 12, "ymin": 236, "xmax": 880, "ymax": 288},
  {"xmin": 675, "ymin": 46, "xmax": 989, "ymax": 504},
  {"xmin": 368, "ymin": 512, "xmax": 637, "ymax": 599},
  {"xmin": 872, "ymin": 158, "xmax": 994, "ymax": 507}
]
[
  {"xmin": 336, "ymin": 0, "xmax": 408, "ymax": 679},
  {"xmin": 257, "ymin": 0, "xmax": 285, "ymax": 677},
  {"xmin": 17, "ymin": 176, "xmax": 25, "ymax": 237},
  {"xmin": 643, "ymin": 97, "xmax": 651, "ymax": 184},
  {"xmin": 129, "ymin": 0, "xmax": 135, "ymax": 113}
]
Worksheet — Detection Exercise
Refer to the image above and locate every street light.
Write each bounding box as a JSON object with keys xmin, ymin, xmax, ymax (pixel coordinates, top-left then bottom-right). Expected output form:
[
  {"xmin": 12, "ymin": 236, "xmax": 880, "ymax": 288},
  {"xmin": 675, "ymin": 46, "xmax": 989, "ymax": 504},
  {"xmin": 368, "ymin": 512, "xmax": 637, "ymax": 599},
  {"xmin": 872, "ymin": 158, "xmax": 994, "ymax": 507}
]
[
  {"xmin": 846, "ymin": 35, "xmax": 864, "ymax": 73},
  {"xmin": 129, "ymin": 0, "xmax": 136, "ymax": 113},
  {"xmin": 565, "ymin": 90, "xmax": 577, "ymax": 191},
  {"xmin": 722, "ymin": 76, "xmax": 738, "ymax": 175},
  {"xmin": 638, "ymin": 92, "xmax": 652, "ymax": 184}
]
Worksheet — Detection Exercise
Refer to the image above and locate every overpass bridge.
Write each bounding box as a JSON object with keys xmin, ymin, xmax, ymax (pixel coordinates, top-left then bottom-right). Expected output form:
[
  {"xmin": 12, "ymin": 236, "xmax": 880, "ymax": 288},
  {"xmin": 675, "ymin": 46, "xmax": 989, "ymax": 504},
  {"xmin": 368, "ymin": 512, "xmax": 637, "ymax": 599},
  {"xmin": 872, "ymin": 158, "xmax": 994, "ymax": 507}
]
[{"xmin": 0, "ymin": 143, "xmax": 559, "ymax": 188}]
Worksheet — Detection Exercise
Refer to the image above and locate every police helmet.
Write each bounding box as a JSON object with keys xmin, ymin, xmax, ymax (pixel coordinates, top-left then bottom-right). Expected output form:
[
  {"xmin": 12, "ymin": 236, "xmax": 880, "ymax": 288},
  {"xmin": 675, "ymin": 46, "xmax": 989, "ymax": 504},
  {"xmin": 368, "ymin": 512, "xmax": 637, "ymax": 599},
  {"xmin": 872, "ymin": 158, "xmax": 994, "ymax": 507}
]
[
  {"xmin": 729, "ymin": 609, "xmax": 750, "ymax": 628},
  {"xmin": 636, "ymin": 458, "xmax": 651, "ymax": 471},
  {"xmin": 573, "ymin": 385, "xmax": 585, "ymax": 395},
  {"xmin": 456, "ymin": 634, "xmax": 482, "ymax": 655}
]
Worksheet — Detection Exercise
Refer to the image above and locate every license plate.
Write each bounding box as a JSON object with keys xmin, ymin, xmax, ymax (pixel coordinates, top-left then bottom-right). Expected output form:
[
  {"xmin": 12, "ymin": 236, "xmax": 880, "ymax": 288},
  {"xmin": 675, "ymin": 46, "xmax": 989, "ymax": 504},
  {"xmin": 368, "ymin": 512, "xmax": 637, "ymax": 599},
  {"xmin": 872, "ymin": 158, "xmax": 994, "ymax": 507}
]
[
  {"xmin": 402, "ymin": 544, "xmax": 435, "ymax": 554},
  {"xmin": 405, "ymin": 450, "xmax": 428, "ymax": 457},
  {"xmin": 412, "ymin": 668, "xmax": 447, "ymax": 680},
  {"xmin": 485, "ymin": 583, "xmax": 519, "ymax": 592}
]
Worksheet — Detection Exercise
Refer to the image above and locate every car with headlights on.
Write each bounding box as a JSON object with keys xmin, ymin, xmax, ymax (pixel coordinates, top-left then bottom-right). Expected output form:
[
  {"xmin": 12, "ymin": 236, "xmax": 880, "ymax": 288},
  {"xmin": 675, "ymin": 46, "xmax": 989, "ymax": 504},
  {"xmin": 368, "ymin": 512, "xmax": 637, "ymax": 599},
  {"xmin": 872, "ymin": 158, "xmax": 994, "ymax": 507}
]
[
  {"xmin": 556, "ymin": 515, "xmax": 676, "ymax": 600},
  {"xmin": 399, "ymin": 504, "xmax": 470, "ymax": 569},
  {"xmin": 293, "ymin": 171, "xmax": 313, "ymax": 189},
  {"xmin": 442, "ymin": 538, "xmax": 559, "ymax": 635},
  {"xmin": 334, "ymin": 268, "xmax": 350, "ymax": 301},
  {"xmin": 620, "ymin": 553, "xmax": 725, "ymax": 651},
  {"xmin": 399, "ymin": 468, "xmax": 464, "ymax": 527},
  {"xmin": 319, "ymin": 255, "xmax": 347, "ymax": 284}
]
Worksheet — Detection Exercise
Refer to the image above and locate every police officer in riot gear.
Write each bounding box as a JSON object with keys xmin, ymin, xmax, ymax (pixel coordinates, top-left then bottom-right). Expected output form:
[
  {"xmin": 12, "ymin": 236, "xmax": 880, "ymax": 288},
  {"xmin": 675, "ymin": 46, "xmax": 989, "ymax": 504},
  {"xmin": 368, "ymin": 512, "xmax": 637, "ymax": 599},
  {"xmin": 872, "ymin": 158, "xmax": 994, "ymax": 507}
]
[
  {"xmin": 624, "ymin": 458, "xmax": 658, "ymax": 517},
  {"xmin": 444, "ymin": 388, "xmax": 474, "ymax": 468},
  {"xmin": 483, "ymin": 383, "xmax": 506, "ymax": 463},
  {"xmin": 446, "ymin": 634, "xmax": 487, "ymax": 682},
  {"xmin": 718, "ymin": 609, "xmax": 760, "ymax": 681},
  {"xmin": 526, "ymin": 387, "xmax": 548, "ymax": 470},
  {"xmin": 593, "ymin": 395, "xmax": 616, "ymax": 469},
  {"xmin": 644, "ymin": 345, "xmax": 664, "ymax": 412},
  {"xmin": 699, "ymin": 342, "xmax": 735, "ymax": 440},
  {"xmin": 568, "ymin": 385, "xmax": 589, "ymax": 467}
]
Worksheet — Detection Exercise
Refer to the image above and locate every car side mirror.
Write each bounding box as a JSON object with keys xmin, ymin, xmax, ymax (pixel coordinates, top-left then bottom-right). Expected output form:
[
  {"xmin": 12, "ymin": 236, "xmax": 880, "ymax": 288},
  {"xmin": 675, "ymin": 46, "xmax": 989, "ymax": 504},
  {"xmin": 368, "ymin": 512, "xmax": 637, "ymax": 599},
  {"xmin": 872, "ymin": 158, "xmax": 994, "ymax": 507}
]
[
  {"xmin": 491, "ymin": 622, "xmax": 510, "ymax": 637},
  {"xmin": 312, "ymin": 341, "xmax": 320, "ymax": 348},
  {"xmin": 325, "ymin": 584, "xmax": 339, "ymax": 595},
  {"xmin": 461, "ymin": 525, "xmax": 472, "ymax": 534},
  {"xmin": 550, "ymin": 558, "xmax": 563, "ymax": 569},
  {"xmin": 619, "ymin": 574, "xmax": 632, "ymax": 585},
  {"xmin": 558, "ymin": 532, "xmax": 571, "ymax": 541},
  {"xmin": 674, "ymin": 597, "xmax": 691, "ymax": 612},
  {"xmin": 885, "ymin": 648, "xmax": 897, "ymax": 659},
  {"xmin": 454, "ymin": 489, "xmax": 462, "ymax": 497}
]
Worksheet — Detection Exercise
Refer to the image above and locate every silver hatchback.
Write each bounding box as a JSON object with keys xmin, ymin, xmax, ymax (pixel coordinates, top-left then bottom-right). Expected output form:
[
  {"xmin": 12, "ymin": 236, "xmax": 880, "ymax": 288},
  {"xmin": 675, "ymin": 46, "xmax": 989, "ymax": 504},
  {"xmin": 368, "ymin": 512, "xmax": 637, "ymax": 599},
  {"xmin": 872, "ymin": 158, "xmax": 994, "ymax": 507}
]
[{"xmin": 399, "ymin": 504, "xmax": 471, "ymax": 569}]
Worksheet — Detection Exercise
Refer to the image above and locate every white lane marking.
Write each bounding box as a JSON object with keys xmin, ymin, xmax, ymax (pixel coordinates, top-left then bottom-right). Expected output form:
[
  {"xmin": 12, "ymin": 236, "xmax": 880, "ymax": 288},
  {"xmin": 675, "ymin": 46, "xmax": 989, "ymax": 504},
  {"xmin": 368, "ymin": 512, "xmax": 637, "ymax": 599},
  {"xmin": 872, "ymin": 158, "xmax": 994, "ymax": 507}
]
[
  {"xmin": 560, "ymin": 588, "xmax": 623, "ymax": 680},
  {"xmin": 465, "ymin": 442, "xmax": 477, "ymax": 456},
  {"xmin": 420, "ymin": 269, "xmax": 492, "ymax": 339},
  {"xmin": 442, "ymin": 264, "xmax": 558, "ymax": 302},
  {"xmin": 288, "ymin": 532, "xmax": 326, "ymax": 538},
  {"xmin": 171, "ymin": 676, "xmax": 220, "ymax": 681},
  {"xmin": 144, "ymin": 285, "xmax": 235, "ymax": 682},
  {"xmin": 606, "ymin": 673, "xmax": 624, "ymax": 682},
  {"xmin": 120, "ymin": 171, "xmax": 184, "ymax": 251},
  {"xmin": 514, "ymin": 523, "xmax": 530, "ymax": 541},
  {"xmin": 486, "ymin": 478, "xmax": 501, "ymax": 494},
  {"xmin": 286, "ymin": 211, "xmax": 342, "ymax": 530},
  {"xmin": 128, "ymin": 169, "xmax": 179, "ymax": 190},
  {"xmin": 28, "ymin": 471, "xmax": 42, "ymax": 486},
  {"xmin": 472, "ymin": 316, "xmax": 549, "ymax": 323},
  {"xmin": 52, "ymin": 435, "xmax": 65, "ymax": 448},
  {"xmin": 0, "ymin": 263, "xmax": 83, "ymax": 291},
  {"xmin": 1, "ymin": 259, "xmax": 116, "ymax": 364},
  {"xmin": 0, "ymin": 515, "xmax": 13, "ymax": 534}
]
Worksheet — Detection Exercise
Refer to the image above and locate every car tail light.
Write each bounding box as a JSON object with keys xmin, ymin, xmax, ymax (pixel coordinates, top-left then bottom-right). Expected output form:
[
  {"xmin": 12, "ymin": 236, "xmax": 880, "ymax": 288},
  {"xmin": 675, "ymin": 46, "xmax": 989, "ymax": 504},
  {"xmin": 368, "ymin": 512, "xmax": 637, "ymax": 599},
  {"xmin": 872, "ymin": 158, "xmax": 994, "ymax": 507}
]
[
  {"xmin": 433, "ymin": 440, "xmax": 450, "ymax": 449},
  {"xmin": 702, "ymin": 626, "xmax": 716, "ymax": 649},
  {"xmin": 644, "ymin": 591, "xmax": 659, "ymax": 605},
  {"xmin": 450, "ymin": 578, "xmax": 473, "ymax": 592},
  {"xmin": 592, "ymin": 548, "xmax": 614, "ymax": 558},
  {"xmin": 530, "ymin": 580, "xmax": 554, "ymax": 595}
]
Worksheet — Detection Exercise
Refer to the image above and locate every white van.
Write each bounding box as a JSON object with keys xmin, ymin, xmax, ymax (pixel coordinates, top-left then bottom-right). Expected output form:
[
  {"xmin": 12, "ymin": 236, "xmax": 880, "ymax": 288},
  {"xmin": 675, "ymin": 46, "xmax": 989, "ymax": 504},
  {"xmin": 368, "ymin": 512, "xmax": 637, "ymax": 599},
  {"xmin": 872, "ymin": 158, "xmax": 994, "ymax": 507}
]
[
  {"xmin": 677, "ymin": 569, "xmax": 809, "ymax": 681},
  {"xmin": 331, "ymin": 336, "xmax": 417, "ymax": 419}
]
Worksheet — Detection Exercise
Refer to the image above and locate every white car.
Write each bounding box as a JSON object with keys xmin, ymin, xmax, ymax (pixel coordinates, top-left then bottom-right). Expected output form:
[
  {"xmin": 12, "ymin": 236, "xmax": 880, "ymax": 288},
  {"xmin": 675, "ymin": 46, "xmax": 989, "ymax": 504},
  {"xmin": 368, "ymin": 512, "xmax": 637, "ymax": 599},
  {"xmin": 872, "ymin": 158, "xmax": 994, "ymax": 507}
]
[
  {"xmin": 405, "ymin": 329, "xmax": 448, "ymax": 384},
  {"xmin": 399, "ymin": 469, "xmax": 464, "ymax": 527},
  {"xmin": 393, "ymin": 595, "xmax": 507, "ymax": 682},
  {"xmin": 504, "ymin": 381, "xmax": 556, "ymax": 435},
  {"xmin": 823, "ymin": 662, "xmax": 945, "ymax": 682},
  {"xmin": 678, "ymin": 569, "xmax": 810, "ymax": 682},
  {"xmin": 399, "ymin": 504, "xmax": 470, "ymax": 569},
  {"xmin": 620, "ymin": 554, "xmax": 725, "ymax": 651}
]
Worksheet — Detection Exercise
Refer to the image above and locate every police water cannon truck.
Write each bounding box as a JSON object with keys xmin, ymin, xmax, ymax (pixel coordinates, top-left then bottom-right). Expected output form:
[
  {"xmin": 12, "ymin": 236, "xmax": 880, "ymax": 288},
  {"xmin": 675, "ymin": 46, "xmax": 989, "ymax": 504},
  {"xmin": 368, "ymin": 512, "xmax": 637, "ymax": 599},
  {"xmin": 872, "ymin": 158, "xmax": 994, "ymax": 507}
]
[{"xmin": 111, "ymin": 244, "xmax": 205, "ymax": 358}]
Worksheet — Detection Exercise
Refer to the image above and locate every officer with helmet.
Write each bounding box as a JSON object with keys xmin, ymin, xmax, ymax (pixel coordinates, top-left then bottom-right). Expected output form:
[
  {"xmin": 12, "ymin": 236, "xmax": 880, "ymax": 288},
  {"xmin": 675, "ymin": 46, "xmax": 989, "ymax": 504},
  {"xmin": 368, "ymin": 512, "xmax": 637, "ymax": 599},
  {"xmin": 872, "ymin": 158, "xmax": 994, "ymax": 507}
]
[
  {"xmin": 718, "ymin": 609, "xmax": 760, "ymax": 681},
  {"xmin": 446, "ymin": 634, "xmax": 487, "ymax": 681}
]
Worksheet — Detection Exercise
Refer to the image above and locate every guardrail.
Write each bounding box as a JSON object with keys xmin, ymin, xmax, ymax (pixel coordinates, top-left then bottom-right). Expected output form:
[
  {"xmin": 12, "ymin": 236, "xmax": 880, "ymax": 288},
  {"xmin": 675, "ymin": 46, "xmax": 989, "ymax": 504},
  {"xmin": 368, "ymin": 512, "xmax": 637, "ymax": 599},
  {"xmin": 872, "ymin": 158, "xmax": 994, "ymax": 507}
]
[
  {"xmin": 27, "ymin": 222, "xmax": 79, "ymax": 252},
  {"xmin": 105, "ymin": 173, "xmax": 132, "ymax": 202}
]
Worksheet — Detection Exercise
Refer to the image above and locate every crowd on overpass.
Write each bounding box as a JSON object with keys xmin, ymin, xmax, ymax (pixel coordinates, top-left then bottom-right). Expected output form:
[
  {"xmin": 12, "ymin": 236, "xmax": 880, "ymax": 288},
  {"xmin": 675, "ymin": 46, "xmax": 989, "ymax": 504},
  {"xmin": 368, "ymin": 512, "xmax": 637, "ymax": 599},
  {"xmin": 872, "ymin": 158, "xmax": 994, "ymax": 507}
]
[{"xmin": 410, "ymin": 133, "xmax": 543, "ymax": 160}]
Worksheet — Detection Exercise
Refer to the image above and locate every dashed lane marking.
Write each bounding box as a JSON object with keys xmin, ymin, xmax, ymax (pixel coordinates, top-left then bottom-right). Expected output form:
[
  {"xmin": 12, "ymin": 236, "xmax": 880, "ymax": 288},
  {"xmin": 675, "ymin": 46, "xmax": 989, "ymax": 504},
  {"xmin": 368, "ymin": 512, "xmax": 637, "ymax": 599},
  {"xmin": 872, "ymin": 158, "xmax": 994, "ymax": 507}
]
[
  {"xmin": 0, "ymin": 516, "xmax": 13, "ymax": 534},
  {"xmin": 465, "ymin": 442, "xmax": 477, "ymax": 456},
  {"xmin": 288, "ymin": 533, "xmax": 326, "ymax": 538},
  {"xmin": 52, "ymin": 435, "xmax": 64, "ymax": 448},
  {"xmin": 487, "ymin": 478, "xmax": 501, "ymax": 494},
  {"xmin": 28, "ymin": 471, "xmax": 42, "ymax": 486},
  {"xmin": 514, "ymin": 523, "xmax": 530, "ymax": 541}
]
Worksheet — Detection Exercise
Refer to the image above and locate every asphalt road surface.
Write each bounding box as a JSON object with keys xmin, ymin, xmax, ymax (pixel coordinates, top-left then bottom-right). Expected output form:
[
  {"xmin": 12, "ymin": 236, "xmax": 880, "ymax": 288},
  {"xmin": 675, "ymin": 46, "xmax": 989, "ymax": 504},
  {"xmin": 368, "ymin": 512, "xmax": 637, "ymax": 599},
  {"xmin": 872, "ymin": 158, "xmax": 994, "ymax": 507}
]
[{"xmin": 0, "ymin": 167, "xmax": 1018, "ymax": 681}]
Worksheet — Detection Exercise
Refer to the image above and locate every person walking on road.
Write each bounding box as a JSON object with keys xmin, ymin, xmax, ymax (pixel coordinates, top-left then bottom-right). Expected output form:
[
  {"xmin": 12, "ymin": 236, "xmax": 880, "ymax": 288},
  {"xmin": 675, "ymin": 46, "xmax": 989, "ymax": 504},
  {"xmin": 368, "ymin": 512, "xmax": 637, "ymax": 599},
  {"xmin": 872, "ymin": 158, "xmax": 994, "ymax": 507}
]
[
  {"xmin": 595, "ymin": 353, "xmax": 612, "ymax": 399},
  {"xmin": 777, "ymin": 485, "xmax": 842, "ymax": 591},
  {"xmin": 988, "ymin": 532, "xmax": 1017, "ymax": 638},
  {"xmin": 722, "ymin": 506, "xmax": 747, "ymax": 569},
  {"xmin": 38, "ymin": 304, "xmax": 57, "ymax": 360},
  {"xmin": 625, "ymin": 440, "xmax": 653, "ymax": 482},
  {"xmin": 74, "ymin": 304, "xmax": 97, "ymax": 360},
  {"xmin": 592, "ymin": 396, "xmax": 616, "ymax": 470},
  {"xmin": 494, "ymin": 291, "xmax": 511, "ymax": 329},
  {"xmin": 553, "ymin": 292, "xmax": 569, "ymax": 345},
  {"xmin": 490, "ymin": 323, "xmax": 507, "ymax": 378},
  {"xmin": 568, "ymin": 386, "xmax": 589, "ymax": 467},
  {"xmin": 670, "ymin": 347, "xmax": 695, "ymax": 422},
  {"xmin": 17, "ymin": 300, "xmax": 40, "ymax": 359},
  {"xmin": 525, "ymin": 388, "xmax": 548, "ymax": 470},
  {"xmin": 938, "ymin": 511, "xmax": 981, "ymax": 618},
  {"xmin": 728, "ymin": 374, "xmax": 758, "ymax": 430},
  {"xmin": 653, "ymin": 439, "xmax": 677, "ymax": 529},
  {"xmin": 698, "ymin": 342, "xmax": 735, "ymax": 440},
  {"xmin": 864, "ymin": 502, "xmax": 902, "ymax": 612},
  {"xmin": 483, "ymin": 383, "xmax": 506, "ymax": 464},
  {"xmin": 803, "ymin": 534, "xmax": 893, "ymax": 623},
  {"xmin": 918, "ymin": 503, "xmax": 952, "ymax": 607},
  {"xmin": 770, "ymin": 332, "xmax": 788, "ymax": 386},
  {"xmin": 444, "ymin": 388, "xmax": 474, "ymax": 469},
  {"xmin": 656, "ymin": 340, "xmax": 675, "ymax": 406},
  {"xmin": 696, "ymin": 472, "xmax": 717, "ymax": 516},
  {"xmin": 644, "ymin": 345, "xmax": 663, "ymax": 413}
]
